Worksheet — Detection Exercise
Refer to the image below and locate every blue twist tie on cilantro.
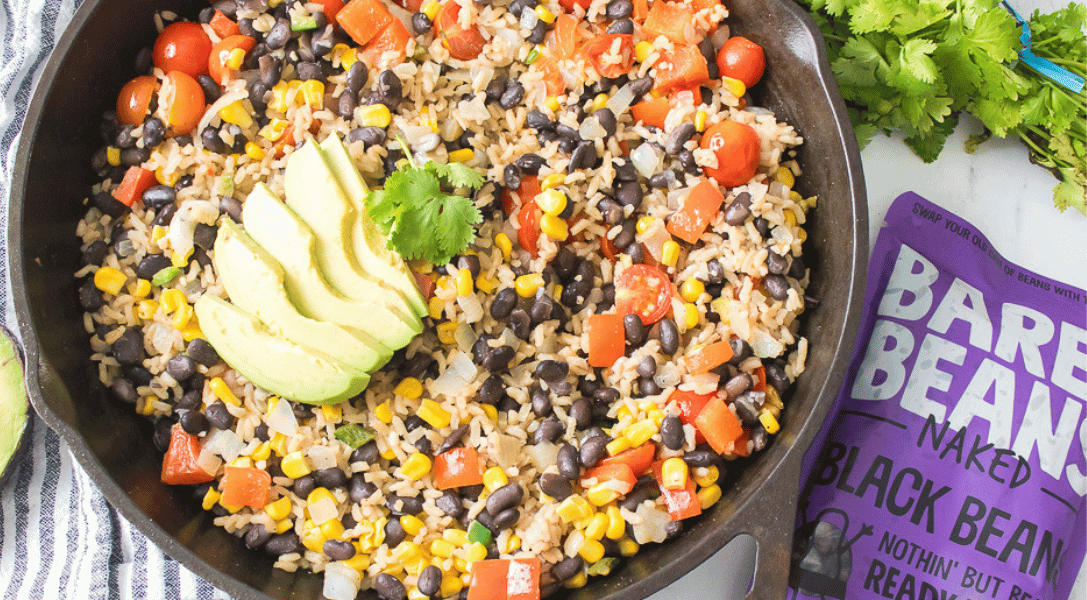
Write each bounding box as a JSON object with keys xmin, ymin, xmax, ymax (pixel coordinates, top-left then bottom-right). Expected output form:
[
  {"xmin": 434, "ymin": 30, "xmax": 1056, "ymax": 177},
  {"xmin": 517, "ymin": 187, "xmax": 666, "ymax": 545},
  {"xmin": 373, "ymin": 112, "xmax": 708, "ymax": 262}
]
[{"xmin": 1002, "ymin": 0, "xmax": 1085, "ymax": 93}]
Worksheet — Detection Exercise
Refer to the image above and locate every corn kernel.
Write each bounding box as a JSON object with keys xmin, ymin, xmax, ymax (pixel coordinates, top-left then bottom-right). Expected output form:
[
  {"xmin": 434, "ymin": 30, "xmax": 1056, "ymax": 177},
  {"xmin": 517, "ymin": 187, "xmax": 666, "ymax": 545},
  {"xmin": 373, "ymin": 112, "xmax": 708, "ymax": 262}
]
[
  {"xmin": 775, "ymin": 166, "xmax": 795, "ymax": 188},
  {"xmin": 765, "ymin": 387, "xmax": 784, "ymax": 409},
  {"xmin": 695, "ymin": 110, "xmax": 708, "ymax": 132},
  {"xmin": 465, "ymin": 542, "xmax": 488, "ymax": 562},
  {"xmin": 381, "ymin": 445, "xmax": 397, "ymax": 460},
  {"xmin": 221, "ymin": 500, "xmax": 243, "ymax": 514},
  {"xmin": 402, "ymin": 453, "xmax": 432, "ymax": 480},
  {"xmin": 138, "ymin": 395, "xmax": 157, "ymax": 416},
  {"xmin": 170, "ymin": 248, "xmax": 191, "ymax": 269},
  {"xmin": 320, "ymin": 404, "xmax": 342, "ymax": 425},
  {"xmin": 515, "ymin": 273, "xmax": 545, "ymax": 298},
  {"xmin": 93, "ymin": 267, "xmax": 127, "ymax": 295},
  {"xmin": 694, "ymin": 465, "xmax": 720, "ymax": 487},
  {"xmin": 302, "ymin": 530, "xmax": 326, "ymax": 553},
  {"xmin": 396, "ymin": 541, "xmax": 423, "ymax": 564},
  {"xmin": 661, "ymin": 240, "xmax": 680, "ymax": 267},
  {"xmin": 151, "ymin": 225, "xmax": 168, "ymax": 243},
  {"xmin": 606, "ymin": 437, "xmax": 632, "ymax": 457},
  {"xmin": 307, "ymin": 487, "xmax": 335, "ymax": 507},
  {"xmin": 181, "ymin": 322, "xmax": 204, "ymax": 342},
  {"xmin": 265, "ymin": 497, "xmax": 292, "ymax": 522},
  {"xmin": 269, "ymin": 82, "xmax": 290, "ymax": 113},
  {"xmin": 475, "ymin": 275, "xmax": 497, "ymax": 294},
  {"xmin": 586, "ymin": 483, "xmax": 621, "ymax": 506},
  {"xmin": 400, "ymin": 514, "xmax": 426, "ymax": 537},
  {"xmin": 219, "ymin": 101, "xmax": 253, "ymax": 128},
  {"xmin": 202, "ymin": 487, "xmax": 221, "ymax": 511},
  {"xmin": 428, "ymin": 296, "xmax": 445, "ymax": 320},
  {"xmin": 680, "ymin": 278, "xmax": 705, "ymax": 303},
  {"xmin": 421, "ymin": 0, "xmax": 440, "ymax": 19},
  {"xmin": 443, "ymin": 529, "xmax": 469, "ymax": 546},
  {"xmin": 128, "ymin": 279, "xmax": 151, "ymax": 298},
  {"xmin": 504, "ymin": 534, "xmax": 522, "ymax": 553},
  {"xmin": 661, "ymin": 457, "xmax": 688, "ymax": 491},
  {"xmin": 454, "ymin": 268, "xmax": 474, "ymax": 297},
  {"xmin": 722, "ymin": 76, "xmax": 747, "ymax": 98},
  {"xmin": 635, "ymin": 41, "xmax": 653, "ymax": 63},
  {"xmin": 573, "ymin": 514, "xmax": 594, "ymax": 530},
  {"xmin": 584, "ymin": 513, "xmax": 609, "ymax": 540},
  {"xmin": 448, "ymin": 148, "xmax": 475, "ymax": 163},
  {"xmin": 565, "ymin": 571, "xmax": 588, "ymax": 589},
  {"xmin": 540, "ymin": 214, "xmax": 569, "ymax": 241},
  {"xmin": 698, "ymin": 484, "xmax": 722, "ymax": 509},
  {"xmin": 481, "ymin": 404, "xmax": 498, "ymax": 421},
  {"xmin": 172, "ymin": 303, "xmax": 194, "ymax": 330},
  {"xmin": 270, "ymin": 433, "xmax": 289, "ymax": 457},
  {"xmin": 647, "ymin": 408, "xmax": 666, "ymax": 427},
  {"xmin": 579, "ymin": 538, "xmax": 605, "ymax": 563},
  {"xmin": 106, "ymin": 147, "xmax": 121, "ymax": 166},
  {"xmin": 257, "ymin": 119, "xmax": 288, "ymax": 143},
  {"xmin": 483, "ymin": 466, "xmax": 508, "ymax": 492},
  {"xmin": 615, "ymin": 404, "xmax": 635, "ymax": 422},
  {"xmin": 274, "ymin": 518, "xmax": 294, "ymax": 534},
  {"xmin": 618, "ymin": 537, "xmax": 640, "ymax": 557},
  {"xmin": 625, "ymin": 419, "xmax": 658, "ymax": 447},
  {"xmin": 533, "ymin": 4, "xmax": 556, "ymax": 23},
  {"xmin": 436, "ymin": 321, "xmax": 459, "ymax": 345},
  {"xmin": 557, "ymin": 495, "xmax": 593, "ymax": 523},
  {"xmin": 441, "ymin": 577, "xmax": 464, "ymax": 597},
  {"xmin": 494, "ymin": 232, "xmax": 513, "ymax": 260},
  {"xmin": 242, "ymin": 141, "xmax": 266, "ymax": 161},
  {"xmin": 224, "ymin": 46, "xmax": 246, "ymax": 70},
  {"xmin": 419, "ymin": 399, "xmax": 452, "ymax": 429},
  {"xmin": 683, "ymin": 302, "xmax": 700, "ymax": 330},
  {"xmin": 375, "ymin": 400, "xmax": 393, "ymax": 424},
  {"xmin": 535, "ymin": 189, "xmax": 567, "ymax": 216},
  {"xmin": 784, "ymin": 209, "xmax": 798, "ymax": 227},
  {"xmin": 209, "ymin": 377, "xmax": 241, "ymax": 406},
  {"xmin": 605, "ymin": 506, "xmax": 625, "ymax": 540},
  {"xmin": 344, "ymin": 552, "xmax": 370, "ymax": 572},
  {"xmin": 545, "ymin": 96, "xmax": 561, "ymax": 112},
  {"xmin": 231, "ymin": 456, "xmax": 253, "ymax": 469},
  {"xmin": 592, "ymin": 93, "xmax": 609, "ymax": 112},
  {"xmin": 161, "ymin": 288, "xmax": 186, "ymax": 313},
  {"xmin": 394, "ymin": 377, "xmax": 423, "ymax": 399},
  {"xmin": 431, "ymin": 538, "xmax": 456, "ymax": 558},
  {"xmin": 137, "ymin": 300, "xmax": 159, "ymax": 320},
  {"xmin": 356, "ymin": 103, "xmax": 392, "ymax": 128},
  {"xmin": 281, "ymin": 451, "xmax": 311, "ymax": 479},
  {"xmin": 759, "ymin": 410, "xmax": 780, "ymax": 434},
  {"xmin": 635, "ymin": 216, "xmax": 655, "ymax": 234},
  {"xmin": 540, "ymin": 173, "xmax": 565, "ymax": 191}
]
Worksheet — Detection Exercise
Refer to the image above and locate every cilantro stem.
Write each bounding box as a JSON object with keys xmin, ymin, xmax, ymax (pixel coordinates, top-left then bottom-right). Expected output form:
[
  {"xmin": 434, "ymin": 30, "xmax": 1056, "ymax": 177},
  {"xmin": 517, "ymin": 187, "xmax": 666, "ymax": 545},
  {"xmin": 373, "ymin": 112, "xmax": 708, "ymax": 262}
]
[{"xmin": 395, "ymin": 135, "xmax": 418, "ymax": 169}]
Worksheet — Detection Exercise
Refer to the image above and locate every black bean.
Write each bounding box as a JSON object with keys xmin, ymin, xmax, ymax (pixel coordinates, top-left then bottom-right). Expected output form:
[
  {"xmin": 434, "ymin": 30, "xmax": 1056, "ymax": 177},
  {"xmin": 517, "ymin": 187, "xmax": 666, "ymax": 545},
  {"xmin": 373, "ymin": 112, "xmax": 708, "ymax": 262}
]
[
  {"xmin": 498, "ymin": 161, "xmax": 523, "ymax": 189},
  {"xmin": 539, "ymin": 472, "xmax": 572, "ymax": 501},
  {"xmin": 114, "ymin": 125, "xmax": 136, "ymax": 148},
  {"xmin": 92, "ymin": 191, "xmax": 128, "ymax": 218},
  {"xmin": 724, "ymin": 373, "xmax": 752, "ymax": 398},
  {"xmin": 684, "ymin": 450, "xmax": 720, "ymax": 468},
  {"xmin": 525, "ymin": 109, "xmax": 552, "ymax": 131},
  {"xmin": 295, "ymin": 61, "xmax": 324, "ymax": 81},
  {"xmin": 678, "ymin": 148, "xmax": 699, "ymax": 173},
  {"xmin": 789, "ymin": 254, "xmax": 807, "ymax": 279},
  {"xmin": 435, "ymin": 425, "xmax": 470, "ymax": 455},
  {"xmin": 403, "ymin": 415, "xmax": 426, "ymax": 432},
  {"xmin": 492, "ymin": 507, "xmax": 520, "ymax": 530},
  {"xmin": 764, "ymin": 274, "xmax": 791, "ymax": 301},
  {"xmin": 568, "ymin": 141, "xmax": 597, "ymax": 172},
  {"xmin": 78, "ymin": 279, "xmax": 104, "ymax": 311},
  {"xmin": 630, "ymin": 75, "xmax": 654, "ymax": 99},
  {"xmin": 486, "ymin": 482, "xmax": 524, "ymax": 516},
  {"xmin": 484, "ymin": 73, "xmax": 508, "ymax": 104},
  {"xmin": 552, "ymin": 555, "xmax": 584, "ymax": 583},
  {"xmin": 374, "ymin": 69, "xmax": 403, "ymax": 107},
  {"xmin": 508, "ymin": 0, "xmax": 535, "ymax": 17},
  {"xmin": 724, "ymin": 192, "xmax": 752, "ymax": 225},
  {"xmin": 578, "ymin": 435, "xmax": 608, "ymax": 468},
  {"xmin": 765, "ymin": 362, "xmax": 790, "ymax": 391},
  {"xmin": 557, "ymin": 444, "xmax": 580, "ymax": 479},
  {"xmin": 620, "ymin": 486, "xmax": 660, "ymax": 511},
  {"xmin": 402, "ymin": 352, "xmax": 435, "ymax": 378},
  {"xmin": 382, "ymin": 520, "xmax": 405, "ymax": 549},
  {"xmin": 594, "ymin": 108, "xmax": 617, "ymax": 137},
  {"xmin": 754, "ymin": 217, "xmax": 771, "ymax": 238},
  {"xmin": 174, "ymin": 134, "xmax": 194, "ymax": 148},
  {"xmin": 602, "ymin": 14, "xmax": 633, "ymax": 33},
  {"xmin": 264, "ymin": 533, "xmax": 301, "ymax": 556},
  {"xmin": 112, "ymin": 328, "xmax": 144, "ymax": 365},
  {"xmin": 414, "ymin": 435, "xmax": 433, "ymax": 456},
  {"xmin": 216, "ymin": 194, "xmax": 243, "ymax": 222},
  {"xmin": 489, "ymin": 288, "xmax": 517, "ymax": 320},
  {"xmin": 497, "ymin": 394, "xmax": 521, "ymax": 413},
  {"xmin": 529, "ymin": 386, "xmax": 551, "ymax": 417},
  {"xmin": 633, "ymin": 357, "xmax": 656, "ymax": 380},
  {"xmin": 311, "ymin": 24, "xmax": 335, "ymax": 57},
  {"xmin": 350, "ymin": 442, "xmax": 380, "ymax": 466},
  {"xmin": 293, "ymin": 474, "xmax": 316, "ymax": 497},
  {"xmin": 612, "ymin": 218, "xmax": 636, "ymax": 250},
  {"xmin": 243, "ymin": 523, "xmax": 271, "ymax": 550},
  {"xmin": 178, "ymin": 410, "xmax": 209, "ymax": 436},
  {"xmin": 120, "ymin": 146, "xmax": 150, "ymax": 166},
  {"xmin": 205, "ymin": 401, "xmax": 235, "ymax": 430},
  {"xmin": 134, "ymin": 254, "xmax": 170, "ymax": 283},
  {"xmin": 342, "ymin": 62, "xmax": 368, "ymax": 97},
  {"xmin": 252, "ymin": 422, "xmax": 270, "ymax": 442},
  {"xmin": 570, "ymin": 398, "xmax": 593, "ymax": 430},
  {"xmin": 265, "ymin": 18, "xmax": 292, "ymax": 51},
  {"xmin": 81, "ymin": 242, "xmax": 108, "ymax": 267},
  {"xmin": 514, "ymin": 153, "xmax": 545, "ymax": 175},
  {"xmin": 187, "ymin": 338, "xmax": 221, "ymax": 367},
  {"xmin": 188, "ymin": 223, "xmax": 217, "ymax": 252},
  {"xmin": 387, "ymin": 494, "xmax": 424, "ymax": 516},
  {"xmin": 530, "ymin": 294, "xmax": 554, "ymax": 325},
  {"xmin": 638, "ymin": 377, "xmax": 662, "ymax": 396},
  {"xmin": 622, "ymin": 313, "xmax": 646, "ymax": 346},
  {"xmin": 606, "ymin": 161, "xmax": 635, "ymax": 186},
  {"xmin": 533, "ymin": 417, "xmax": 565, "ymax": 445},
  {"xmin": 165, "ymin": 355, "xmax": 196, "ymax": 382},
  {"xmin": 150, "ymin": 417, "xmax": 172, "ymax": 451},
  {"xmin": 597, "ymin": 198, "xmax": 623, "ymax": 226},
  {"xmin": 374, "ymin": 573, "xmax": 407, "ymax": 600},
  {"xmin": 606, "ymin": 0, "xmax": 633, "ymax": 18},
  {"xmin": 313, "ymin": 467, "xmax": 347, "ymax": 489},
  {"xmin": 134, "ymin": 45, "xmax": 153, "ymax": 73},
  {"xmin": 598, "ymin": 283, "xmax": 616, "ymax": 311},
  {"xmin": 767, "ymin": 252, "xmax": 790, "ymax": 276},
  {"xmin": 200, "ymin": 127, "xmax": 226, "ymax": 153},
  {"xmin": 142, "ymin": 117, "xmax": 166, "ymax": 148},
  {"xmin": 255, "ymin": 55, "xmax": 281, "ymax": 90},
  {"xmin": 616, "ymin": 180, "xmax": 643, "ymax": 208},
  {"xmin": 477, "ymin": 375, "xmax": 506, "ymax": 406},
  {"xmin": 176, "ymin": 389, "xmax": 202, "ymax": 412},
  {"xmin": 665, "ymin": 122, "xmax": 696, "ymax": 155},
  {"xmin": 350, "ymin": 473, "xmax": 377, "ymax": 502},
  {"xmin": 665, "ymin": 519, "xmax": 684, "ymax": 540},
  {"xmin": 416, "ymin": 564, "xmax": 442, "ymax": 597},
  {"xmin": 528, "ymin": 19, "xmax": 547, "ymax": 43},
  {"xmin": 407, "ymin": 11, "xmax": 431, "ymax": 35},
  {"xmin": 645, "ymin": 169, "xmax": 674, "ymax": 189},
  {"xmin": 509, "ymin": 309, "xmax": 532, "ymax": 340},
  {"xmin": 732, "ymin": 394, "xmax": 760, "ymax": 426},
  {"xmin": 660, "ymin": 415, "xmax": 684, "ymax": 450},
  {"xmin": 436, "ymin": 490, "xmax": 464, "ymax": 518},
  {"xmin": 659, "ymin": 318, "xmax": 679, "ymax": 354},
  {"xmin": 498, "ymin": 80, "xmax": 524, "ymax": 109},
  {"xmin": 322, "ymin": 538, "xmax": 356, "ymax": 561},
  {"xmin": 151, "ymin": 204, "xmax": 178, "ymax": 227},
  {"xmin": 482, "ymin": 345, "xmax": 515, "ymax": 372},
  {"xmin": 751, "ymin": 425, "xmax": 769, "ymax": 451}
]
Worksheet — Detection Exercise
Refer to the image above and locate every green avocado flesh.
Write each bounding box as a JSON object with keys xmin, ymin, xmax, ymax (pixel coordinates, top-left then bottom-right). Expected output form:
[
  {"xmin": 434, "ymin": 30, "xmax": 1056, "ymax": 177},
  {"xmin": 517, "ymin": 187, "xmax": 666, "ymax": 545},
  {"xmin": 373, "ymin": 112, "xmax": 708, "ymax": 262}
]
[
  {"xmin": 194, "ymin": 295, "xmax": 369, "ymax": 405},
  {"xmin": 0, "ymin": 327, "xmax": 27, "ymax": 482}
]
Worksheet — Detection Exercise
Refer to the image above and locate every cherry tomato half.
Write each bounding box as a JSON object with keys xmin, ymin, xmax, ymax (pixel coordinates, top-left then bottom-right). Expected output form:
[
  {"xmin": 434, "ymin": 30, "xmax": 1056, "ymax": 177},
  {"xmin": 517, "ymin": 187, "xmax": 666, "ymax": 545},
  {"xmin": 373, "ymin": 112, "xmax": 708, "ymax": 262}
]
[
  {"xmin": 615, "ymin": 264, "xmax": 675, "ymax": 325},
  {"xmin": 116, "ymin": 75, "xmax": 158, "ymax": 126},
  {"xmin": 699, "ymin": 120, "xmax": 760, "ymax": 188},
  {"xmin": 434, "ymin": 1, "xmax": 486, "ymax": 61},
  {"xmin": 152, "ymin": 22, "xmax": 213, "ymax": 78},
  {"xmin": 716, "ymin": 36, "xmax": 765, "ymax": 89},
  {"xmin": 157, "ymin": 71, "xmax": 206, "ymax": 136},
  {"xmin": 518, "ymin": 198, "xmax": 542, "ymax": 257},
  {"xmin": 208, "ymin": 35, "xmax": 257, "ymax": 86}
]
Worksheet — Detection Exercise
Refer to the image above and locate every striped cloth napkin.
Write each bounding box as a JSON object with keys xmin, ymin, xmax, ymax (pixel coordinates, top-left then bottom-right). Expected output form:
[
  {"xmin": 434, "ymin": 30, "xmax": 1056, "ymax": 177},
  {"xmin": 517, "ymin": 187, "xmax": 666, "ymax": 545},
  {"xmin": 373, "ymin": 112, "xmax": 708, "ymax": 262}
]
[{"xmin": 0, "ymin": 0, "xmax": 231, "ymax": 597}]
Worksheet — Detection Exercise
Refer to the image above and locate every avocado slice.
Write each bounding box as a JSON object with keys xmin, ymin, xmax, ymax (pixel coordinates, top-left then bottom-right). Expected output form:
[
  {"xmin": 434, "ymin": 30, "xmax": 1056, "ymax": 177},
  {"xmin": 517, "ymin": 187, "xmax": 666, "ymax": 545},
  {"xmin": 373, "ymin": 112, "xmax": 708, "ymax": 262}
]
[
  {"xmin": 213, "ymin": 219, "xmax": 388, "ymax": 373},
  {"xmin": 283, "ymin": 141, "xmax": 422, "ymax": 332},
  {"xmin": 242, "ymin": 184, "xmax": 418, "ymax": 351},
  {"xmin": 194, "ymin": 295, "xmax": 369, "ymax": 405},
  {"xmin": 319, "ymin": 135, "xmax": 428, "ymax": 319},
  {"xmin": 0, "ymin": 327, "xmax": 28, "ymax": 487}
]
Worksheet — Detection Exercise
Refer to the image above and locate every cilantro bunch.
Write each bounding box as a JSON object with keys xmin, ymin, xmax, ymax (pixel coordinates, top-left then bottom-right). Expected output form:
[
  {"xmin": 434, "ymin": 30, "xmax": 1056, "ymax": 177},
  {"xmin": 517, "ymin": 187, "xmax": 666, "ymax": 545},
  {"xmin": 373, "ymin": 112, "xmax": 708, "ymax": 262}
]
[
  {"xmin": 800, "ymin": 0, "xmax": 1086, "ymax": 215},
  {"xmin": 367, "ymin": 139, "xmax": 485, "ymax": 265}
]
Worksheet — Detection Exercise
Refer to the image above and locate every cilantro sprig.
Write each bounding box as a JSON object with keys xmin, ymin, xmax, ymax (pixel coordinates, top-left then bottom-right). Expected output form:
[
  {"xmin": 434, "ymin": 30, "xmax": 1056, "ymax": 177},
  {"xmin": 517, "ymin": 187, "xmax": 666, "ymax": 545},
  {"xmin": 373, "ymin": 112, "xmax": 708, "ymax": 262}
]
[
  {"xmin": 366, "ymin": 138, "xmax": 485, "ymax": 265},
  {"xmin": 800, "ymin": 0, "xmax": 1086, "ymax": 215}
]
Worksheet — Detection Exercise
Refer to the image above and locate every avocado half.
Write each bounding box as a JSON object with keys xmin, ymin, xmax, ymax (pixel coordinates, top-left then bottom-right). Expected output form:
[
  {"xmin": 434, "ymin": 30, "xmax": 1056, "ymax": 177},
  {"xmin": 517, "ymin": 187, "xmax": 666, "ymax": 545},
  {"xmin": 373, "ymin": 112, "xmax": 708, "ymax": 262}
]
[{"xmin": 0, "ymin": 326, "xmax": 29, "ymax": 488}]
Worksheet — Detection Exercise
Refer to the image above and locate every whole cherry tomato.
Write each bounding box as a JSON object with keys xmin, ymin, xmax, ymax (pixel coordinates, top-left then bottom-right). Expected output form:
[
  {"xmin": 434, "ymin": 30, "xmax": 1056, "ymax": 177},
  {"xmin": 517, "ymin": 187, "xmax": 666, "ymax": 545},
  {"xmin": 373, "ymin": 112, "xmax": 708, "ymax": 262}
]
[
  {"xmin": 116, "ymin": 75, "xmax": 158, "ymax": 126},
  {"xmin": 615, "ymin": 264, "xmax": 675, "ymax": 325},
  {"xmin": 716, "ymin": 36, "xmax": 765, "ymax": 89},
  {"xmin": 699, "ymin": 120, "xmax": 760, "ymax": 188},
  {"xmin": 158, "ymin": 71, "xmax": 206, "ymax": 136},
  {"xmin": 152, "ymin": 22, "xmax": 213, "ymax": 78},
  {"xmin": 208, "ymin": 35, "xmax": 257, "ymax": 86}
]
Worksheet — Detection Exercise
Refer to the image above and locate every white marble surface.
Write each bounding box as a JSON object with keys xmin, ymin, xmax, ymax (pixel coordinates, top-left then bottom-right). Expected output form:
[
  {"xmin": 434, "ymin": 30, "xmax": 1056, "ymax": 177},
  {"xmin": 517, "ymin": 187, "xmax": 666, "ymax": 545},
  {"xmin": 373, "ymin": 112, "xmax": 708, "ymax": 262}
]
[{"xmin": 649, "ymin": 14, "xmax": 1087, "ymax": 594}]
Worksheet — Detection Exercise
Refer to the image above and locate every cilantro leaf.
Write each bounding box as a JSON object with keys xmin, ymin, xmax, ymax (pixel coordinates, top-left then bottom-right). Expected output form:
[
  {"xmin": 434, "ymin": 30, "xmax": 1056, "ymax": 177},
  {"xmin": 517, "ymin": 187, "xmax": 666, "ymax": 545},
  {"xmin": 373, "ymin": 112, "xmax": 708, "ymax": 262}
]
[{"xmin": 428, "ymin": 162, "xmax": 486, "ymax": 190}]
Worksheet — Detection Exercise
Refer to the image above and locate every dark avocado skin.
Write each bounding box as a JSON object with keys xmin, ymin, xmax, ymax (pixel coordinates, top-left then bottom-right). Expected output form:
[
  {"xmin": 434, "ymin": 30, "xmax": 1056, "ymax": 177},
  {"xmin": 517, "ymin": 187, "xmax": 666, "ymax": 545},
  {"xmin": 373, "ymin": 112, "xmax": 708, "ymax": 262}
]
[{"xmin": 0, "ymin": 325, "xmax": 29, "ymax": 488}]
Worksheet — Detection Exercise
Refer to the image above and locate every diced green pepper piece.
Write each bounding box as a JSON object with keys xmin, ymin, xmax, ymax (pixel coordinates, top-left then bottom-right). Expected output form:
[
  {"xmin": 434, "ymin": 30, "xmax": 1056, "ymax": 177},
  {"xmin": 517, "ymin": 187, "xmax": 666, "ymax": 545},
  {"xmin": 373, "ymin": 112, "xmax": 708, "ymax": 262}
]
[
  {"xmin": 524, "ymin": 47, "xmax": 540, "ymax": 65},
  {"xmin": 333, "ymin": 424, "xmax": 376, "ymax": 448},
  {"xmin": 467, "ymin": 520, "xmax": 492, "ymax": 546},
  {"xmin": 587, "ymin": 557, "xmax": 620, "ymax": 577},
  {"xmin": 152, "ymin": 266, "xmax": 182, "ymax": 287},
  {"xmin": 218, "ymin": 175, "xmax": 235, "ymax": 197},
  {"xmin": 291, "ymin": 15, "xmax": 318, "ymax": 31}
]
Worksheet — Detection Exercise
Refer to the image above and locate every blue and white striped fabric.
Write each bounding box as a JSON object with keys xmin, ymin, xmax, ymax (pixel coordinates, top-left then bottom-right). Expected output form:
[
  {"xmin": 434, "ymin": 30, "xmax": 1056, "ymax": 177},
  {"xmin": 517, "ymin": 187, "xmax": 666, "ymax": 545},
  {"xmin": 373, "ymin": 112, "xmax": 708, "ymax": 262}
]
[{"xmin": 0, "ymin": 0, "xmax": 231, "ymax": 597}]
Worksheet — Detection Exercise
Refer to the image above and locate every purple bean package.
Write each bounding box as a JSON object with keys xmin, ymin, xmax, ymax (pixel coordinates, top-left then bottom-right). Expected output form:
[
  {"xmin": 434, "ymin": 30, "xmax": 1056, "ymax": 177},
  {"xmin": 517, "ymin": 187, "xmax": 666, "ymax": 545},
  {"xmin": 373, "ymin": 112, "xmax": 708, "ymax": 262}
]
[{"xmin": 788, "ymin": 192, "xmax": 1086, "ymax": 600}]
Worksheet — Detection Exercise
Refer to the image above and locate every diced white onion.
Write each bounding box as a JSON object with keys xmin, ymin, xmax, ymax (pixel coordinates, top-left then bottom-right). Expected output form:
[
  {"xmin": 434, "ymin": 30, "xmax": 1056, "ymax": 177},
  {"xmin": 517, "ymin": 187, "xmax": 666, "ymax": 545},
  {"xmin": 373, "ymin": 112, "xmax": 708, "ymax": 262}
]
[
  {"xmin": 449, "ymin": 352, "xmax": 478, "ymax": 381},
  {"xmin": 195, "ymin": 449, "xmax": 223, "ymax": 477},
  {"xmin": 457, "ymin": 294, "xmax": 484, "ymax": 323},
  {"xmin": 495, "ymin": 434, "xmax": 521, "ymax": 469},
  {"xmin": 202, "ymin": 429, "xmax": 244, "ymax": 463},
  {"xmin": 519, "ymin": 9, "xmax": 538, "ymax": 29},
  {"xmin": 323, "ymin": 564, "xmax": 362, "ymax": 600},
  {"xmin": 309, "ymin": 496, "xmax": 339, "ymax": 525},
  {"xmin": 527, "ymin": 442, "xmax": 558, "ymax": 472},
  {"xmin": 307, "ymin": 445, "xmax": 338, "ymax": 470},
  {"xmin": 454, "ymin": 322, "xmax": 478, "ymax": 352},
  {"xmin": 632, "ymin": 503, "xmax": 670, "ymax": 544},
  {"xmin": 655, "ymin": 362, "xmax": 681, "ymax": 388},
  {"xmin": 606, "ymin": 83, "xmax": 635, "ymax": 115},
  {"xmin": 579, "ymin": 116, "xmax": 606, "ymax": 141},
  {"xmin": 196, "ymin": 89, "xmax": 248, "ymax": 140},
  {"xmin": 564, "ymin": 530, "xmax": 585, "ymax": 557},
  {"xmin": 630, "ymin": 143, "xmax": 662, "ymax": 179},
  {"xmin": 266, "ymin": 397, "xmax": 299, "ymax": 436},
  {"xmin": 749, "ymin": 328, "xmax": 785, "ymax": 358}
]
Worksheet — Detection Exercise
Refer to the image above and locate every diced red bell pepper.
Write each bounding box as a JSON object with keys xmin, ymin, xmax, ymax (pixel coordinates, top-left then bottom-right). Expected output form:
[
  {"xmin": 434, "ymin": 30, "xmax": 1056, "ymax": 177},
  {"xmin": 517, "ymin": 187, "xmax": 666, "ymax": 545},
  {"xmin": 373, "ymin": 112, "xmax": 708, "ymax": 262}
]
[
  {"xmin": 643, "ymin": 1, "xmax": 693, "ymax": 43},
  {"xmin": 208, "ymin": 35, "xmax": 257, "ymax": 85},
  {"xmin": 314, "ymin": 0, "xmax": 347, "ymax": 26},
  {"xmin": 467, "ymin": 558, "xmax": 542, "ymax": 600},
  {"xmin": 112, "ymin": 166, "xmax": 157, "ymax": 207},
  {"xmin": 693, "ymin": 397, "xmax": 745, "ymax": 456},
  {"xmin": 652, "ymin": 460, "xmax": 702, "ymax": 520},
  {"xmin": 752, "ymin": 365, "xmax": 766, "ymax": 392},
  {"xmin": 161, "ymin": 424, "xmax": 215, "ymax": 485},
  {"xmin": 685, "ymin": 341, "xmax": 735, "ymax": 375},
  {"xmin": 517, "ymin": 198, "xmax": 542, "ymax": 257},
  {"xmin": 632, "ymin": 0, "xmax": 648, "ymax": 22},
  {"xmin": 558, "ymin": 0, "xmax": 591, "ymax": 11},
  {"xmin": 551, "ymin": 14, "xmax": 580, "ymax": 60},
  {"xmin": 210, "ymin": 10, "xmax": 241, "ymax": 38},
  {"xmin": 580, "ymin": 34, "xmax": 634, "ymax": 79},
  {"xmin": 670, "ymin": 389, "xmax": 714, "ymax": 444},
  {"xmin": 360, "ymin": 18, "xmax": 412, "ymax": 66},
  {"xmin": 630, "ymin": 96, "xmax": 670, "ymax": 129},
  {"xmin": 531, "ymin": 55, "xmax": 566, "ymax": 96},
  {"xmin": 414, "ymin": 272, "xmax": 436, "ymax": 300},
  {"xmin": 501, "ymin": 175, "xmax": 541, "ymax": 214},
  {"xmin": 579, "ymin": 462, "xmax": 637, "ymax": 494},
  {"xmin": 220, "ymin": 466, "xmax": 271, "ymax": 508},
  {"xmin": 597, "ymin": 442, "xmax": 656, "ymax": 476},
  {"xmin": 667, "ymin": 178, "xmax": 725, "ymax": 244},
  {"xmin": 337, "ymin": 0, "xmax": 394, "ymax": 46},
  {"xmin": 586, "ymin": 313, "xmax": 625, "ymax": 368},
  {"xmin": 654, "ymin": 44, "xmax": 709, "ymax": 95},
  {"xmin": 434, "ymin": 447, "xmax": 484, "ymax": 490}
]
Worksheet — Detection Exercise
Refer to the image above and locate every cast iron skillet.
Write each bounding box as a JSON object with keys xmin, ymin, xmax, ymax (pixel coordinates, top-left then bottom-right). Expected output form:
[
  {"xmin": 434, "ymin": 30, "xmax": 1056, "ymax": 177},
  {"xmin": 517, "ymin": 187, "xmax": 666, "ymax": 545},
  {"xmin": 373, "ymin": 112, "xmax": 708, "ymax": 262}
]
[{"xmin": 9, "ymin": 0, "xmax": 866, "ymax": 597}]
